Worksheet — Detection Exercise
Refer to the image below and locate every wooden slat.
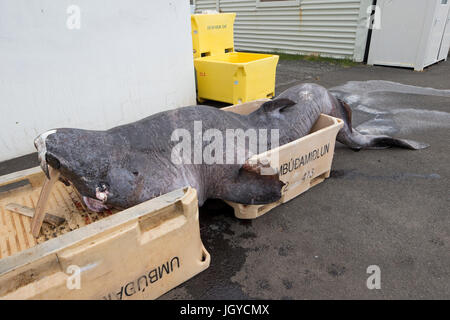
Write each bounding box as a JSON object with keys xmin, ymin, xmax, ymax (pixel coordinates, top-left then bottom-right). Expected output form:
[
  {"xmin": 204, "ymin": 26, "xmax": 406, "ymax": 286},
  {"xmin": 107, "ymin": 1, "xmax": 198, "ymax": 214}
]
[
  {"xmin": 1, "ymin": 207, "xmax": 19, "ymax": 256},
  {"xmin": 5, "ymin": 203, "xmax": 65, "ymax": 227},
  {"xmin": 31, "ymin": 168, "xmax": 60, "ymax": 238},
  {"xmin": 0, "ymin": 166, "xmax": 119, "ymax": 258}
]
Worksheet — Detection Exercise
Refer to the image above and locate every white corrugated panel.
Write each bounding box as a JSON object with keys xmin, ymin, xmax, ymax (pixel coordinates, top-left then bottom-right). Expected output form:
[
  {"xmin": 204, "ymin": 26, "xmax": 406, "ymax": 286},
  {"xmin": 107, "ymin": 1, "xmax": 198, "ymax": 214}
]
[
  {"xmin": 195, "ymin": 0, "xmax": 363, "ymax": 59},
  {"xmin": 195, "ymin": 0, "xmax": 217, "ymax": 11}
]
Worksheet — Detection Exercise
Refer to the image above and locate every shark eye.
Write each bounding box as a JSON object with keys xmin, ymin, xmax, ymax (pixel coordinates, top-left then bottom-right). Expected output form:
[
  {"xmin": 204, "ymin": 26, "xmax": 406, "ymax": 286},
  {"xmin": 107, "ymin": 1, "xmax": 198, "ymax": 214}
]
[
  {"xmin": 97, "ymin": 182, "xmax": 109, "ymax": 192},
  {"xmin": 45, "ymin": 153, "xmax": 61, "ymax": 169}
]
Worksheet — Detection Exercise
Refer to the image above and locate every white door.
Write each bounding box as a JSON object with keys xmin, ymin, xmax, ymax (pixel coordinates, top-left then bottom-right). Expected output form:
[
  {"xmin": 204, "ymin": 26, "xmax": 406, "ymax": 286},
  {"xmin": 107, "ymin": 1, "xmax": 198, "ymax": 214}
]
[
  {"xmin": 438, "ymin": 9, "xmax": 450, "ymax": 60},
  {"xmin": 425, "ymin": 0, "xmax": 450, "ymax": 66}
]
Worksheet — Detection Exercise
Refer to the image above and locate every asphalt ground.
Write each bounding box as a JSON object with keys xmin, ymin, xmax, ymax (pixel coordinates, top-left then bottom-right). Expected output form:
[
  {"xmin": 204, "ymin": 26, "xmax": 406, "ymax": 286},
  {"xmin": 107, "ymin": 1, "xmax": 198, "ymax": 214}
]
[{"xmin": 1, "ymin": 58, "xmax": 449, "ymax": 299}]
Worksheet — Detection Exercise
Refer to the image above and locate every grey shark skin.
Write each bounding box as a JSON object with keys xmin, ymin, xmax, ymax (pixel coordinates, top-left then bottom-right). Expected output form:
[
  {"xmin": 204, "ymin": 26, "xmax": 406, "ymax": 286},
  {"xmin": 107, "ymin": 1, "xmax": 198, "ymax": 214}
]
[
  {"xmin": 34, "ymin": 108, "xmax": 286, "ymax": 212},
  {"xmin": 272, "ymin": 83, "xmax": 430, "ymax": 151},
  {"xmin": 34, "ymin": 83, "xmax": 428, "ymax": 212}
]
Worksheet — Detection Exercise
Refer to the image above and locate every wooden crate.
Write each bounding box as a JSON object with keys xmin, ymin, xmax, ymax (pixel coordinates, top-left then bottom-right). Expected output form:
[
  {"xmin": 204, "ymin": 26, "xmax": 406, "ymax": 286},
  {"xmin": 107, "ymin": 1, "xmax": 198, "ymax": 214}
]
[
  {"xmin": 222, "ymin": 100, "xmax": 344, "ymax": 219},
  {"xmin": 0, "ymin": 168, "xmax": 210, "ymax": 299}
]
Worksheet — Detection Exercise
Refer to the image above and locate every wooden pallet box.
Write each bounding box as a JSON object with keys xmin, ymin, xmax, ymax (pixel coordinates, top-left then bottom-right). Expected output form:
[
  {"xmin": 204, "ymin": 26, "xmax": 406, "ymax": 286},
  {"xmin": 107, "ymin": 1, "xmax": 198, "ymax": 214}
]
[
  {"xmin": 0, "ymin": 168, "xmax": 210, "ymax": 299},
  {"xmin": 222, "ymin": 99, "xmax": 344, "ymax": 219}
]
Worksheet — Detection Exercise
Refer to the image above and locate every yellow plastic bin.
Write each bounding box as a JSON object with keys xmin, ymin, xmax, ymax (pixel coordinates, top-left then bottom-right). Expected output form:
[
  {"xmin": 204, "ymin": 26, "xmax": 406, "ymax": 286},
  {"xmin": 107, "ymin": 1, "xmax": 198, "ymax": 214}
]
[
  {"xmin": 194, "ymin": 52, "xmax": 279, "ymax": 104},
  {"xmin": 191, "ymin": 13, "xmax": 236, "ymax": 59},
  {"xmin": 191, "ymin": 13, "xmax": 279, "ymax": 104}
]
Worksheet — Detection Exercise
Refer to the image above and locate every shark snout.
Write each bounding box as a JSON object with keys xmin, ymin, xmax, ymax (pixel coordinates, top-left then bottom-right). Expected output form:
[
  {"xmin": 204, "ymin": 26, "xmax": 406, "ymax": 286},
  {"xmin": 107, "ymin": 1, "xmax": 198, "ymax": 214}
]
[{"xmin": 34, "ymin": 130, "xmax": 57, "ymax": 178}]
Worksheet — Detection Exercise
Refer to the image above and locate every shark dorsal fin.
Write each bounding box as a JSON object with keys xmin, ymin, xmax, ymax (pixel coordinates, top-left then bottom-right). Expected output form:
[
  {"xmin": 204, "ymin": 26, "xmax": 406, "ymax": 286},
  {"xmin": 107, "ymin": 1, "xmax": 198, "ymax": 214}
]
[{"xmin": 260, "ymin": 98, "xmax": 296, "ymax": 113}]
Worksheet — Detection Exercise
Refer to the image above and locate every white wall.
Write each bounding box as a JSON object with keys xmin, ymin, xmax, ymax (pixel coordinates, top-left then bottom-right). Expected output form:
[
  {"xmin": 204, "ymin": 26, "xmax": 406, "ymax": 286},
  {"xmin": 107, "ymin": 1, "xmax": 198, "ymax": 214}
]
[{"xmin": 0, "ymin": 0, "xmax": 196, "ymax": 162}]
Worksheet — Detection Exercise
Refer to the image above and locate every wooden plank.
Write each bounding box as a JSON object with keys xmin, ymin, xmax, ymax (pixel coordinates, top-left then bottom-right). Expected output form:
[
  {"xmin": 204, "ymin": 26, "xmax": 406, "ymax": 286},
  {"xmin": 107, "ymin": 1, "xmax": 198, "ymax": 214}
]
[
  {"xmin": 22, "ymin": 197, "xmax": 37, "ymax": 249},
  {"xmin": 0, "ymin": 167, "xmax": 42, "ymax": 188},
  {"xmin": 0, "ymin": 206, "xmax": 19, "ymax": 256},
  {"xmin": 0, "ymin": 209, "xmax": 8, "ymax": 259},
  {"xmin": 31, "ymin": 168, "xmax": 60, "ymax": 238},
  {"xmin": 5, "ymin": 203, "xmax": 65, "ymax": 227}
]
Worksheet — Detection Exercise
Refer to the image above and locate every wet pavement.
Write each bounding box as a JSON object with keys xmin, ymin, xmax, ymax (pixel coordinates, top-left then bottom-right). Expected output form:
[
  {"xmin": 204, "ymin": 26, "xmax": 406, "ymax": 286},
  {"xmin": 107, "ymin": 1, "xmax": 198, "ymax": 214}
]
[
  {"xmin": 164, "ymin": 58, "xmax": 450, "ymax": 299},
  {"xmin": 1, "ymin": 58, "xmax": 449, "ymax": 299}
]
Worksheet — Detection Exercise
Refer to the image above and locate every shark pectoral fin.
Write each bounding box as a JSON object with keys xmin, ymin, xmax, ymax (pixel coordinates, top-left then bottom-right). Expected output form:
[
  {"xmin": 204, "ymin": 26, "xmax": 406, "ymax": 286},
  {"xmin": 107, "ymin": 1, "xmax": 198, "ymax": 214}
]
[
  {"xmin": 222, "ymin": 160, "xmax": 285, "ymax": 205},
  {"xmin": 366, "ymin": 136, "xmax": 430, "ymax": 150},
  {"xmin": 337, "ymin": 98, "xmax": 353, "ymax": 133},
  {"xmin": 399, "ymin": 139, "xmax": 430, "ymax": 150},
  {"xmin": 260, "ymin": 98, "xmax": 296, "ymax": 113},
  {"xmin": 338, "ymin": 129, "xmax": 430, "ymax": 150}
]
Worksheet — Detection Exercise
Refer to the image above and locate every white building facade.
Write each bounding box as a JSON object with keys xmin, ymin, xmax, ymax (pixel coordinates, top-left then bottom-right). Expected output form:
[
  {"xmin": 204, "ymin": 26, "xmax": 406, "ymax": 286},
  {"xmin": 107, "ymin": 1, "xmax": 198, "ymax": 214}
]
[{"xmin": 0, "ymin": 0, "xmax": 196, "ymax": 161}]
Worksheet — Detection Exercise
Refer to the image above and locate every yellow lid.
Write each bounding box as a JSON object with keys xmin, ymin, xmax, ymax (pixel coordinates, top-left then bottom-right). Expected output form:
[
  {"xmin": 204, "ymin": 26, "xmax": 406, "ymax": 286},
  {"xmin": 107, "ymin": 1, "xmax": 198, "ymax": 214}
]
[{"xmin": 191, "ymin": 13, "xmax": 236, "ymax": 58}]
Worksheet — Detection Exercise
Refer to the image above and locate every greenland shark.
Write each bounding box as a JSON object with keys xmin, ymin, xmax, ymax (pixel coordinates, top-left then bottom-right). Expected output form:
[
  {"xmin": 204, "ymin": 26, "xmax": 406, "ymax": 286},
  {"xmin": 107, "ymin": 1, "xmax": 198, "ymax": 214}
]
[{"xmin": 34, "ymin": 83, "xmax": 428, "ymax": 212}]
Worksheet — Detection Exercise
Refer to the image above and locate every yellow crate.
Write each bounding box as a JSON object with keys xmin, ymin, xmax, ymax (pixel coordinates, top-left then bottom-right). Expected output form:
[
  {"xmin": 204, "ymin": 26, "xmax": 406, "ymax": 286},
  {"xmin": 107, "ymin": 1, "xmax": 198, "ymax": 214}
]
[
  {"xmin": 194, "ymin": 52, "xmax": 279, "ymax": 104},
  {"xmin": 191, "ymin": 13, "xmax": 279, "ymax": 104},
  {"xmin": 191, "ymin": 13, "xmax": 236, "ymax": 59}
]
